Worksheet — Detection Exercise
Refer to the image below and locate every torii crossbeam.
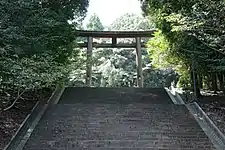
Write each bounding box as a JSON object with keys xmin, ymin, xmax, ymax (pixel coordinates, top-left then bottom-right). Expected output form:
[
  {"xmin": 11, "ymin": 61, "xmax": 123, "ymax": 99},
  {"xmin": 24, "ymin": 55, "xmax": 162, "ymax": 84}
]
[{"xmin": 75, "ymin": 30, "xmax": 155, "ymax": 87}]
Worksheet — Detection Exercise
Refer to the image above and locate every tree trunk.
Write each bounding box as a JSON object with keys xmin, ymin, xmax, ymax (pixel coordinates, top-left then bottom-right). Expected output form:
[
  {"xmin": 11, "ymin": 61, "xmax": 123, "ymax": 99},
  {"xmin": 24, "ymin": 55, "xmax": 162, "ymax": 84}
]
[
  {"xmin": 0, "ymin": 101, "xmax": 3, "ymax": 113},
  {"xmin": 218, "ymin": 73, "xmax": 225, "ymax": 93},
  {"xmin": 194, "ymin": 72, "xmax": 201, "ymax": 99},
  {"xmin": 212, "ymin": 73, "xmax": 218, "ymax": 94},
  {"xmin": 190, "ymin": 67, "xmax": 194, "ymax": 90},
  {"xmin": 198, "ymin": 74, "xmax": 203, "ymax": 89},
  {"xmin": 190, "ymin": 67, "xmax": 201, "ymax": 99},
  {"xmin": 206, "ymin": 74, "xmax": 212, "ymax": 90}
]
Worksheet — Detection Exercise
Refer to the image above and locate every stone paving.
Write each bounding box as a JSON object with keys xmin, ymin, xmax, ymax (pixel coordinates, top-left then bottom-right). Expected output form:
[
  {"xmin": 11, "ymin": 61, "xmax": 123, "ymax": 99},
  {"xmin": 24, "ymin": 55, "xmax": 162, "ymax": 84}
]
[{"xmin": 22, "ymin": 87, "xmax": 215, "ymax": 149}]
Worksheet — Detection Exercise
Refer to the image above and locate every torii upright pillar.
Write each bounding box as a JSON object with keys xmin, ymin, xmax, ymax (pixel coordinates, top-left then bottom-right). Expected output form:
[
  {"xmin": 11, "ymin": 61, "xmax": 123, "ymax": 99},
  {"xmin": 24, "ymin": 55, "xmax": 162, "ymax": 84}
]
[
  {"xmin": 86, "ymin": 37, "xmax": 93, "ymax": 86},
  {"xmin": 136, "ymin": 37, "xmax": 143, "ymax": 87}
]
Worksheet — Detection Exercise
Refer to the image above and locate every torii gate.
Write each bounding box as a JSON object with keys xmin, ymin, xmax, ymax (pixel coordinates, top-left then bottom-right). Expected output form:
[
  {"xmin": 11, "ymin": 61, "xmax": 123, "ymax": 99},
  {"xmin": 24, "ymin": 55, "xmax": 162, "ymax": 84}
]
[{"xmin": 76, "ymin": 30, "xmax": 155, "ymax": 87}]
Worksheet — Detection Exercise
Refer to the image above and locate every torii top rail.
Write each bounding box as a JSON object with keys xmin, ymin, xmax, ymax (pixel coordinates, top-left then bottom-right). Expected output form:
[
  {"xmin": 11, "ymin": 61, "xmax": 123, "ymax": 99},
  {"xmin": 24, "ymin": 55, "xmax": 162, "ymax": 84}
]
[
  {"xmin": 76, "ymin": 30, "xmax": 155, "ymax": 87},
  {"xmin": 77, "ymin": 30, "xmax": 155, "ymax": 38}
]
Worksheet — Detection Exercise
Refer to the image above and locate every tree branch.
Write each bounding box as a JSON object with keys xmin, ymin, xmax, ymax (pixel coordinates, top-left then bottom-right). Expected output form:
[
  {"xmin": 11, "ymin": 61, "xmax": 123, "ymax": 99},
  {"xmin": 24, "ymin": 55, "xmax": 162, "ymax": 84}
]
[
  {"xmin": 196, "ymin": 37, "xmax": 225, "ymax": 56},
  {"xmin": 3, "ymin": 89, "xmax": 26, "ymax": 111}
]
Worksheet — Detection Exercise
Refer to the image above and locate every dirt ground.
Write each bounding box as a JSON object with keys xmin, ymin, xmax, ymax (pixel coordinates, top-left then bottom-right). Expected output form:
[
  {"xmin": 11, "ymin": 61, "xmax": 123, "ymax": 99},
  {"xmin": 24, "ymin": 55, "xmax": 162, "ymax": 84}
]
[
  {"xmin": 0, "ymin": 89, "xmax": 52, "ymax": 149},
  {"xmin": 198, "ymin": 95, "xmax": 225, "ymax": 135},
  {"xmin": 181, "ymin": 90, "xmax": 225, "ymax": 135}
]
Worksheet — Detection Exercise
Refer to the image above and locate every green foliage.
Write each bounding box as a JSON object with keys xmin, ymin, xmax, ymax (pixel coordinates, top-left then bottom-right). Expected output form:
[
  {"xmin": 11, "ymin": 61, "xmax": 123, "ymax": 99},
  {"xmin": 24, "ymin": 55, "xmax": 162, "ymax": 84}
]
[
  {"xmin": 1, "ymin": 53, "xmax": 68, "ymax": 90},
  {"xmin": 86, "ymin": 13, "xmax": 104, "ymax": 31},
  {"xmin": 93, "ymin": 48, "xmax": 137, "ymax": 87},
  {"xmin": 142, "ymin": 0, "xmax": 225, "ymax": 91},
  {"xmin": 0, "ymin": 0, "xmax": 89, "ymax": 107},
  {"xmin": 147, "ymin": 31, "xmax": 191, "ymax": 87},
  {"xmin": 147, "ymin": 31, "xmax": 171, "ymax": 68},
  {"xmin": 108, "ymin": 13, "xmax": 154, "ymax": 31},
  {"xmin": 169, "ymin": 0, "xmax": 225, "ymax": 54}
]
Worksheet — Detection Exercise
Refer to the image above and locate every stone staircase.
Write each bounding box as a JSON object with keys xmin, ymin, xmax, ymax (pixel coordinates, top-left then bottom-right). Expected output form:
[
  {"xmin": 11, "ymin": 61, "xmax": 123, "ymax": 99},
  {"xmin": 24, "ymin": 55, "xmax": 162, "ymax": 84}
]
[
  {"xmin": 18, "ymin": 88, "xmax": 216, "ymax": 149},
  {"xmin": 59, "ymin": 87, "xmax": 173, "ymax": 104}
]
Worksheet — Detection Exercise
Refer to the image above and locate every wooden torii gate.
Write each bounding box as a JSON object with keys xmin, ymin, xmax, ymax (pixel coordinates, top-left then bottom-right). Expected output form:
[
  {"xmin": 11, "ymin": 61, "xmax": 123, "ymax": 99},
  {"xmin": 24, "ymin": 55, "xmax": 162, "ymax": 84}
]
[{"xmin": 76, "ymin": 30, "xmax": 155, "ymax": 87}]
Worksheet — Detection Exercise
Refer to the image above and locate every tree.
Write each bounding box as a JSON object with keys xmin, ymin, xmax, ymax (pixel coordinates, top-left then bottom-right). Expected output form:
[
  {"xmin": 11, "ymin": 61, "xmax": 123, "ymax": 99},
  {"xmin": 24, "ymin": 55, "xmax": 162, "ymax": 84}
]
[
  {"xmin": 108, "ymin": 13, "xmax": 154, "ymax": 31},
  {"xmin": 86, "ymin": 13, "xmax": 104, "ymax": 31},
  {"xmin": 0, "ymin": 0, "xmax": 89, "ymax": 110},
  {"xmin": 141, "ymin": 0, "xmax": 225, "ymax": 97},
  {"xmin": 167, "ymin": 0, "xmax": 225, "ymax": 54}
]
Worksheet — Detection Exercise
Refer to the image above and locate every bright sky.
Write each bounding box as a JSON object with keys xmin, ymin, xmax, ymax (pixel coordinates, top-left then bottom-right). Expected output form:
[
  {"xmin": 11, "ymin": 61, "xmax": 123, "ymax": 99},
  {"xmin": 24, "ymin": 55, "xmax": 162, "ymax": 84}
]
[{"xmin": 83, "ymin": 0, "xmax": 142, "ymax": 26}]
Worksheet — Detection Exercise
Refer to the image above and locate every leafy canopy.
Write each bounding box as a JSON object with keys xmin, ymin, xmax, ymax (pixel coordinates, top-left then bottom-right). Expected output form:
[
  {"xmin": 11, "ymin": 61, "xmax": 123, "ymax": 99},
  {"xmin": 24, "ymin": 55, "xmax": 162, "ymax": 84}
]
[{"xmin": 0, "ymin": 0, "xmax": 89, "ymax": 100}]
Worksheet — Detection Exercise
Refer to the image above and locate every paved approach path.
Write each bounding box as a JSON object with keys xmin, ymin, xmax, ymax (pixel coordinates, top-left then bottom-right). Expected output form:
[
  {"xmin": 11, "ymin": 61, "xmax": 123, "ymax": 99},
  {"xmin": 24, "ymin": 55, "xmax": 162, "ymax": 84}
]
[{"xmin": 22, "ymin": 87, "xmax": 215, "ymax": 149}]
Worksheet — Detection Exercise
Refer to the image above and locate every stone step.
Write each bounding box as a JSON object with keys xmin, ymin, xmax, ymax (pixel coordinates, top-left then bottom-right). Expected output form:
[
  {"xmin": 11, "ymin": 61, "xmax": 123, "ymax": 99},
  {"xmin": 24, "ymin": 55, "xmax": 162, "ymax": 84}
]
[
  {"xmin": 59, "ymin": 87, "xmax": 172, "ymax": 104},
  {"xmin": 48, "ymin": 103, "xmax": 188, "ymax": 112},
  {"xmin": 23, "ymin": 103, "xmax": 215, "ymax": 149},
  {"xmin": 35, "ymin": 131, "xmax": 208, "ymax": 141},
  {"xmin": 25, "ymin": 139, "xmax": 215, "ymax": 149}
]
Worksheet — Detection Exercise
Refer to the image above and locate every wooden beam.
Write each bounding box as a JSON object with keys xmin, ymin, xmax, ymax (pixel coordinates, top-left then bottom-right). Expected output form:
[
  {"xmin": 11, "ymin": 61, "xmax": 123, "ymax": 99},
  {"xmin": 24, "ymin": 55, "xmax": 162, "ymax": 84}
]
[
  {"xmin": 112, "ymin": 37, "xmax": 117, "ymax": 45},
  {"xmin": 136, "ymin": 37, "xmax": 143, "ymax": 88},
  {"xmin": 77, "ymin": 43, "xmax": 147, "ymax": 48},
  {"xmin": 76, "ymin": 30, "xmax": 156, "ymax": 38},
  {"xmin": 86, "ymin": 37, "xmax": 93, "ymax": 86}
]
